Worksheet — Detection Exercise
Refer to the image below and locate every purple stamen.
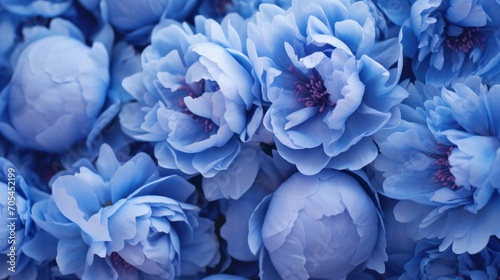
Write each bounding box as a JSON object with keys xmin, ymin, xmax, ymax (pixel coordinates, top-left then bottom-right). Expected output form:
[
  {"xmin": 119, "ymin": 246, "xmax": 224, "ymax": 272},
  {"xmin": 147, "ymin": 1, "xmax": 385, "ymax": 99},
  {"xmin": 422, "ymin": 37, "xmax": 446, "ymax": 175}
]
[
  {"xmin": 178, "ymin": 79, "xmax": 216, "ymax": 132},
  {"xmin": 445, "ymin": 27, "xmax": 485, "ymax": 53},
  {"xmin": 289, "ymin": 66, "xmax": 335, "ymax": 112},
  {"xmin": 111, "ymin": 252, "xmax": 134, "ymax": 273},
  {"xmin": 213, "ymin": 0, "xmax": 233, "ymax": 16},
  {"xmin": 432, "ymin": 144, "xmax": 458, "ymax": 190}
]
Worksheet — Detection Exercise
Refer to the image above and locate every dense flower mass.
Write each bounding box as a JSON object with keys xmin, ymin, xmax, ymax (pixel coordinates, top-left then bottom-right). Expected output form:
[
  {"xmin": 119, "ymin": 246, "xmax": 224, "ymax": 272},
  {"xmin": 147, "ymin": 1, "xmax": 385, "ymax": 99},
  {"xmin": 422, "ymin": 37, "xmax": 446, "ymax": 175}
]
[
  {"xmin": 0, "ymin": 0, "xmax": 500, "ymax": 279},
  {"xmin": 378, "ymin": 0, "xmax": 500, "ymax": 86},
  {"xmin": 0, "ymin": 158, "xmax": 56, "ymax": 280}
]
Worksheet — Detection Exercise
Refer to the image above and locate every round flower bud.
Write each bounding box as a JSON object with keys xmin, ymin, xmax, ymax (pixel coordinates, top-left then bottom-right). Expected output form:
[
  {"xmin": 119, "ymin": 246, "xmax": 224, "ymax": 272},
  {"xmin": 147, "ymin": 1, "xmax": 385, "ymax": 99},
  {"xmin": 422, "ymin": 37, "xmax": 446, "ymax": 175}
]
[
  {"xmin": 249, "ymin": 169, "xmax": 386, "ymax": 279},
  {"xmin": 0, "ymin": 20, "xmax": 109, "ymax": 153}
]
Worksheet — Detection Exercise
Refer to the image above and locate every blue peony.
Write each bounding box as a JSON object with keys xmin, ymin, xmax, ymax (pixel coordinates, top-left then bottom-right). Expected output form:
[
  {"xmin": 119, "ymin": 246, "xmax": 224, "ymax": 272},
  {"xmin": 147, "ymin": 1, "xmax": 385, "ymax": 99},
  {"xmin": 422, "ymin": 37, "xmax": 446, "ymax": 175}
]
[
  {"xmin": 426, "ymin": 77, "xmax": 500, "ymax": 193},
  {"xmin": 248, "ymin": 0, "xmax": 407, "ymax": 175},
  {"xmin": 0, "ymin": 18, "xmax": 112, "ymax": 154},
  {"xmin": 104, "ymin": 0, "xmax": 198, "ymax": 45},
  {"xmin": 31, "ymin": 144, "xmax": 220, "ymax": 279},
  {"xmin": 386, "ymin": 0, "xmax": 500, "ymax": 86},
  {"xmin": 374, "ymin": 77, "xmax": 500, "ymax": 254},
  {"xmin": 400, "ymin": 238, "xmax": 500, "ymax": 279},
  {"xmin": 0, "ymin": 158, "xmax": 57, "ymax": 280},
  {"xmin": 119, "ymin": 14, "xmax": 263, "ymax": 181},
  {"xmin": 248, "ymin": 169, "xmax": 387, "ymax": 279}
]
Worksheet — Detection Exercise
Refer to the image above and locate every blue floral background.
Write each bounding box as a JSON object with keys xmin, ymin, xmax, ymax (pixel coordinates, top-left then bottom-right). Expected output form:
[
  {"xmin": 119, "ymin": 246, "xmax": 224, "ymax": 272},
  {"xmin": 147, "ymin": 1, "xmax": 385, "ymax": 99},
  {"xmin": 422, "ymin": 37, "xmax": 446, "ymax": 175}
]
[{"xmin": 0, "ymin": 0, "xmax": 499, "ymax": 279}]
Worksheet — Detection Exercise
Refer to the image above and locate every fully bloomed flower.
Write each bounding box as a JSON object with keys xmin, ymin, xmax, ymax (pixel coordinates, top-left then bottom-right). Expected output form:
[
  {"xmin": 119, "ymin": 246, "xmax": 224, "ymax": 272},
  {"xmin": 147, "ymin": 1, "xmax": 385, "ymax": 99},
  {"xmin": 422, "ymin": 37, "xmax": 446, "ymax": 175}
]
[
  {"xmin": 119, "ymin": 14, "xmax": 263, "ymax": 180},
  {"xmin": 0, "ymin": 158, "xmax": 57, "ymax": 280},
  {"xmin": 400, "ymin": 238, "xmax": 500, "ymax": 279},
  {"xmin": 378, "ymin": 0, "xmax": 500, "ymax": 86},
  {"xmin": 104, "ymin": 0, "xmax": 198, "ymax": 45},
  {"xmin": 374, "ymin": 77, "xmax": 500, "ymax": 254},
  {"xmin": 31, "ymin": 144, "xmax": 220, "ymax": 279},
  {"xmin": 248, "ymin": 169, "xmax": 387, "ymax": 279},
  {"xmin": 248, "ymin": 0, "xmax": 407, "ymax": 175},
  {"xmin": 0, "ymin": 18, "xmax": 111, "ymax": 153}
]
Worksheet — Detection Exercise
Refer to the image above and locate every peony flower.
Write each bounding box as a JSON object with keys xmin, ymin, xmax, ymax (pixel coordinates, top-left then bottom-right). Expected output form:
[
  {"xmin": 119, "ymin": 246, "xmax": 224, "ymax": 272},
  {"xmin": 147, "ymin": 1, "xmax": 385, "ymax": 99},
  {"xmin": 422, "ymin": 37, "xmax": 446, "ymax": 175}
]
[
  {"xmin": 400, "ymin": 238, "xmax": 500, "ymax": 279},
  {"xmin": 427, "ymin": 77, "xmax": 500, "ymax": 192},
  {"xmin": 248, "ymin": 169, "xmax": 387, "ymax": 279},
  {"xmin": 103, "ymin": 0, "xmax": 198, "ymax": 45},
  {"xmin": 374, "ymin": 77, "xmax": 500, "ymax": 254},
  {"xmin": 383, "ymin": 0, "xmax": 500, "ymax": 86},
  {"xmin": 31, "ymin": 144, "xmax": 220, "ymax": 279},
  {"xmin": 119, "ymin": 14, "xmax": 263, "ymax": 182},
  {"xmin": 0, "ymin": 158, "xmax": 57, "ymax": 280},
  {"xmin": 248, "ymin": 0, "xmax": 407, "ymax": 175},
  {"xmin": 0, "ymin": 18, "xmax": 111, "ymax": 154}
]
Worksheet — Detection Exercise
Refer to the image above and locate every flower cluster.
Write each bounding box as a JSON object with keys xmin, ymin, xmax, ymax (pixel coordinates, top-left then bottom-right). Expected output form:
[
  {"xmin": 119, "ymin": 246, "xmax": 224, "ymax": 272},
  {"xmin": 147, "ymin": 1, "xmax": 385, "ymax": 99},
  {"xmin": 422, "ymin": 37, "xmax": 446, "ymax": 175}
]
[{"xmin": 0, "ymin": 0, "xmax": 499, "ymax": 279}]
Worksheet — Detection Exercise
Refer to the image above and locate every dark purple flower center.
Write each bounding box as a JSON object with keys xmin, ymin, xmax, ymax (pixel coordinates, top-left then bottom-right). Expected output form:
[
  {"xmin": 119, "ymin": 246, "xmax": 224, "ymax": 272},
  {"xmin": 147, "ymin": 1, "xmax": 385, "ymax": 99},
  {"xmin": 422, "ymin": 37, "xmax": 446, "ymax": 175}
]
[
  {"xmin": 213, "ymin": 0, "xmax": 233, "ymax": 16},
  {"xmin": 289, "ymin": 66, "xmax": 335, "ymax": 112},
  {"xmin": 178, "ymin": 79, "xmax": 217, "ymax": 132},
  {"xmin": 432, "ymin": 144, "xmax": 458, "ymax": 190},
  {"xmin": 111, "ymin": 252, "xmax": 134, "ymax": 274},
  {"xmin": 445, "ymin": 26, "xmax": 485, "ymax": 53}
]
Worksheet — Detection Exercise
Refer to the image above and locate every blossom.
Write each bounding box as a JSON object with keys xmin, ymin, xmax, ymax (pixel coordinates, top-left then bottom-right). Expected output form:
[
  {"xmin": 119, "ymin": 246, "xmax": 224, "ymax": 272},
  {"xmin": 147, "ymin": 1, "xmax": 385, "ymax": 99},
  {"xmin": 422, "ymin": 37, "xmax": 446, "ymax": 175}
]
[
  {"xmin": 119, "ymin": 14, "xmax": 263, "ymax": 181},
  {"xmin": 0, "ymin": 158, "xmax": 57, "ymax": 280},
  {"xmin": 248, "ymin": 0, "xmax": 407, "ymax": 175},
  {"xmin": 390, "ymin": 0, "xmax": 500, "ymax": 86},
  {"xmin": 248, "ymin": 169, "xmax": 387, "ymax": 279},
  {"xmin": 400, "ymin": 238, "xmax": 500, "ymax": 279},
  {"xmin": 373, "ymin": 77, "xmax": 500, "ymax": 254},
  {"xmin": 0, "ymin": 18, "xmax": 111, "ymax": 154},
  {"xmin": 427, "ymin": 77, "xmax": 500, "ymax": 192},
  {"xmin": 31, "ymin": 144, "xmax": 220, "ymax": 279},
  {"xmin": 103, "ymin": 0, "xmax": 198, "ymax": 45}
]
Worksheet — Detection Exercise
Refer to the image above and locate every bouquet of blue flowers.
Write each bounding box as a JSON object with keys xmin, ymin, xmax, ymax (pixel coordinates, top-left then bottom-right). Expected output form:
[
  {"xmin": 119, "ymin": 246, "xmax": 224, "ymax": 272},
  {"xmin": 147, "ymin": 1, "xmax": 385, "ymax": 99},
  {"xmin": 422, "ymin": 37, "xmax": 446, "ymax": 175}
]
[{"xmin": 1, "ymin": 0, "xmax": 500, "ymax": 279}]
